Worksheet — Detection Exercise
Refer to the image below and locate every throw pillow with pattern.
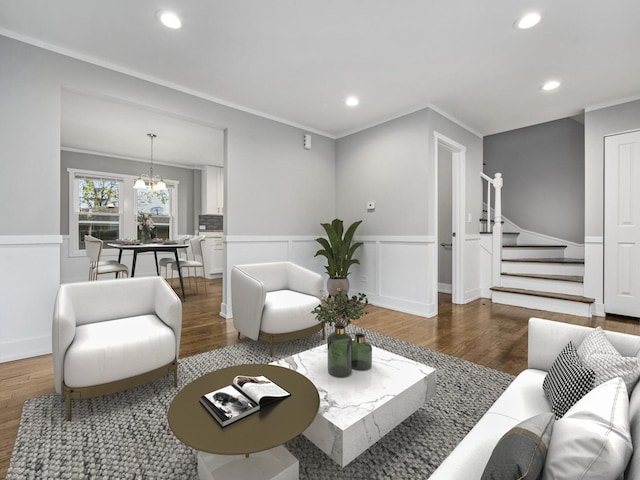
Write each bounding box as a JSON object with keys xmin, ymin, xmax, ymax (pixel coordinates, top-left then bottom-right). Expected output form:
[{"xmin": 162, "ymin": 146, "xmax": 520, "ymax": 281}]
[
  {"xmin": 543, "ymin": 341, "xmax": 594, "ymax": 418},
  {"xmin": 577, "ymin": 326, "xmax": 640, "ymax": 393}
]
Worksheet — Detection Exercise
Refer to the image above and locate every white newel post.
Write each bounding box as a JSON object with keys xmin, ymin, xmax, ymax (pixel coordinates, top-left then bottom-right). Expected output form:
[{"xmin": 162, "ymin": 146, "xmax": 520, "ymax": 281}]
[{"xmin": 492, "ymin": 173, "xmax": 503, "ymax": 287}]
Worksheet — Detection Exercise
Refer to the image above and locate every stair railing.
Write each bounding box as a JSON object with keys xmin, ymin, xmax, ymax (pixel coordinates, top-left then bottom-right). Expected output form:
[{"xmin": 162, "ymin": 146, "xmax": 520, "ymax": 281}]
[{"xmin": 480, "ymin": 173, "xmax": 503, "ymax": 287}]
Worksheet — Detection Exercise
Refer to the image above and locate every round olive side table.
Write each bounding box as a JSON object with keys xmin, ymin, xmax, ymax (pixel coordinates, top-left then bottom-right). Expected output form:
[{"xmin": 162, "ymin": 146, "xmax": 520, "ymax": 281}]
[{"xmin": 168, "ymin": 364, "xmax": 319, "ymax": 480}]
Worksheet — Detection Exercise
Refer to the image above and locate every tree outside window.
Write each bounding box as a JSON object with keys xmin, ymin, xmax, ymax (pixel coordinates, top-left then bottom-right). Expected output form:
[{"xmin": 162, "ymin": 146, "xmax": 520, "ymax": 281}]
[{"xmin": 77, "ymin": 178, "xmax": 121, "ymax": 249}]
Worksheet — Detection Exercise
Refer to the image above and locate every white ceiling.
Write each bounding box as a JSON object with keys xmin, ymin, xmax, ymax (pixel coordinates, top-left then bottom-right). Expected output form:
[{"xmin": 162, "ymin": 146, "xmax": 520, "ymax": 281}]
[{"xmin": 2, "ymin": 0, "xmax": 640, "ymax": 154}]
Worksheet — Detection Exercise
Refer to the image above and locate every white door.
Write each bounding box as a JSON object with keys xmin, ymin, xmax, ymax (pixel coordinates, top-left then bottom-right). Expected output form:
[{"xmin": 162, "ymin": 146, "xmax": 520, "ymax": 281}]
[{"xmin": 604, "ymin": 130, "xmax": 640, "ymax": 317}]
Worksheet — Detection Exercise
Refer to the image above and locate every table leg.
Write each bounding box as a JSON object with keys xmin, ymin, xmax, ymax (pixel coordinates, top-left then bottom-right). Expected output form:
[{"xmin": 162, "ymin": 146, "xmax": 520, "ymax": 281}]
[
  {"xmin": 174, "ymin": 249, "xmax": 186, "ymax": 299},
  {"xmin": 153, "ymin": 251, "xmax": 160, "ymax": 276},
  {"xmin": 117, "ymin": 249, "xmax": 123, "ymax": 263},
  {"xmin": 131, "ymin": 251, "xmax": 138, "ymax": 277}
]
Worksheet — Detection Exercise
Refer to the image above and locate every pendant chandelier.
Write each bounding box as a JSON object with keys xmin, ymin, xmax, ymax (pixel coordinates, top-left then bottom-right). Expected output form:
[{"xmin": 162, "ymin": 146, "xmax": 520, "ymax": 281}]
[{"xmin": 134, "ymin": 133, "xmax": 167, "ymax": 192}]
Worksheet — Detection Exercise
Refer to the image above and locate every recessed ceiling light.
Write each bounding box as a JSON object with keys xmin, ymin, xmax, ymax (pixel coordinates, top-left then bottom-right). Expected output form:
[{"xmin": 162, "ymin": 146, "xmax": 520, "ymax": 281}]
[
  {"xmin": 345, "ymin": 96, "xmax": 359, "ymax": 107},
  {"xmin": 541, "ymin": 80, "xmax": 561, "ymax": 91},
  {"xmin": 515, "ymin": 13, "xmax": 541, "ymax": 29},
  {"xmin": 158, "ymin": 11, "xmax": 181, "ymax": 29}
]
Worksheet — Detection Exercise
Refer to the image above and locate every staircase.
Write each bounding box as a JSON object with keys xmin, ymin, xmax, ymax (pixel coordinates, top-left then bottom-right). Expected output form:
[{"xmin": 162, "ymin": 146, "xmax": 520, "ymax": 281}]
[
  {"xmin": 489, "ymin": 239, "xmax": 594, "ymax": 317},
  {"xmin": 480, "ymin": 172, "xmax": 594, "ymax": 317}
]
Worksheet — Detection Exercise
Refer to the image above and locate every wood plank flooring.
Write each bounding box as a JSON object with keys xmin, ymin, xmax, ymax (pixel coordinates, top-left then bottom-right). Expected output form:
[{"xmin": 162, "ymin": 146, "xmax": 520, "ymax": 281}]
[{"xmin": 1, "ymin": 278, "xmax": 639, "ymax": 477}]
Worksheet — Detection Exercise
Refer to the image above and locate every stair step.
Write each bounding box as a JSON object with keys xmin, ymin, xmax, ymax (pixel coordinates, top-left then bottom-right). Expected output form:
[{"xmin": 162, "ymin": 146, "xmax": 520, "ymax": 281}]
[
  {"xmin": 501, "ymin": 273, "xmax": 583, "ymax": 283},
  {"xmin": 490, "ymin": 286, "xmax": 594, "ymax": 304},
  {"xmin": 479, "ymin": 232, "xmax": 519, "ymax": 236},
  {"xmin": 502, "ymin": 244, "xmax": 567, "ymax": 249},
  {"xmin": 502, "ymin": 257, "xmax": 584, "ymax": 264}
]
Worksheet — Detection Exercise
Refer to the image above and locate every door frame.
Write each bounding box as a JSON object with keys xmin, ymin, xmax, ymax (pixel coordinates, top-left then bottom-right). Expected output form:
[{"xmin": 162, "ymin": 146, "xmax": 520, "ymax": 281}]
[{"xmin": 434, "ymin": 132, "xmax": 466, "ymax": 306}]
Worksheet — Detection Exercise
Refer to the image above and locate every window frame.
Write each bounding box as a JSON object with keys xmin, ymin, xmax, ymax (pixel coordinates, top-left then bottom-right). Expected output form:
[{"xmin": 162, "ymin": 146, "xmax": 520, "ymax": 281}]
[{"xmin": 68, "ymin": 168, "xmax": 179, "ymax": 257}]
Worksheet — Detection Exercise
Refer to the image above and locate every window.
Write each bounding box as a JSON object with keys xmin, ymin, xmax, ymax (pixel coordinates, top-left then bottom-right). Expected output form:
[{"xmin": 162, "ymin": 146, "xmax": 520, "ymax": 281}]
[
  {"xmin": 136, "ymin": 188, "xmax": 173, "ymax": 241},
  {"xmin": 69, "ymin": 168, "xmax": 179, "ymax": 256},
  {"xmin": 74, "ymin": 173, "xmax": 123, "ymax": 250}
]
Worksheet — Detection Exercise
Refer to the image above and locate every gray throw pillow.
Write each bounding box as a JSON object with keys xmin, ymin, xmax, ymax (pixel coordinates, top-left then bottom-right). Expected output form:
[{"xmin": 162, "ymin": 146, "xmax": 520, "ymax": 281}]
[
  {"xmin": 481, "ymin": 412, "xmax": 555, "ymax": 480},
  {"xmin": 543, "ymin": 341, "xmax": 594, "ymax": 418},
  {"xmin": 577, "ymin": 326, "xmax": 640, "ymax": 393}
]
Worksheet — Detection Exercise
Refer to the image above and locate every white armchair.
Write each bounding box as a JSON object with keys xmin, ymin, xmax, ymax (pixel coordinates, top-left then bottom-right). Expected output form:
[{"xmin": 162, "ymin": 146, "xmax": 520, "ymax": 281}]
[
  {"xmin": 52, "ymin": 276, "xmax": 182, "ymax": 420},
  {"xmin": 231, "ymin": 262, "xmax": 324, "ymax": 355}
]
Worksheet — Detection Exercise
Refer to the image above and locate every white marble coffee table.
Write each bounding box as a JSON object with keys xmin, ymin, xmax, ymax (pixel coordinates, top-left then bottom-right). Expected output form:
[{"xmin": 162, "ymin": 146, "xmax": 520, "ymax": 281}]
[{"xmin": 272, "ymin": 344, "xmax": 436, "ymax": 467}]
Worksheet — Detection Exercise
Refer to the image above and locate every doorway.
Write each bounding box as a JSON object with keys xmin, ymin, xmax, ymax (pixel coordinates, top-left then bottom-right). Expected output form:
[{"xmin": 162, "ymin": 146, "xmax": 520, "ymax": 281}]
[
  {"xmin": 434, "ymin": 132, "xmax": 466, "ymax": 307},
  {"xmin": 438, "ymin": 146, "xmax": 453, "ymax": 294}
]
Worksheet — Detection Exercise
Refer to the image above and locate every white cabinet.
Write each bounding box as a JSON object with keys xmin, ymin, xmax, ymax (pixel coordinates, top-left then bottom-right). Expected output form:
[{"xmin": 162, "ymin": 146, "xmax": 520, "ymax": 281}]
[
  {"xmin": 202, "ymin": 235, "xmax": 224, "ymax": 276},
  {"xmin": 202, "ymin": 166, "xmax": 224, "ymax": 214},
  {"xmin": 212, "ymin": 237, "xmax": 224, "ymax": 274}
]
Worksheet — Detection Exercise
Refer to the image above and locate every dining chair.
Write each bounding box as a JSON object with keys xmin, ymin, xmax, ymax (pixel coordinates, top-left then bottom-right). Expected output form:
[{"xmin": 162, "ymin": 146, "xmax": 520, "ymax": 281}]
[
  {"xmin": 85, "ymin": 235, "xmax": 129, "ymax": 280},
  {"xmin": 170, "ymin": 235, "xmax": 207, "ymax": 295},
  {"xmin": 159, "ymin": 235, "xmax": 191, "ymax": 280}
]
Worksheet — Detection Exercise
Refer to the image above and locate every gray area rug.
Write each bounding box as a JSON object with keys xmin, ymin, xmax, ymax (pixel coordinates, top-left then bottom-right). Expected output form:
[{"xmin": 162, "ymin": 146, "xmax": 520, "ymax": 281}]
[{"xmin": 8, "ymin": 329, "xmax": 514, "ymax": 479}]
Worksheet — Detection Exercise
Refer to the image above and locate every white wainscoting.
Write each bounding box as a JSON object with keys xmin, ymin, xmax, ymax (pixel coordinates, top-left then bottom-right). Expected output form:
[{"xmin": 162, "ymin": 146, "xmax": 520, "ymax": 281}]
[
  {"xmin": 222, "ymin": 235, "xmax": 437, "ymax": 319},
  {"xmin": 584, "ymin": 236, "xmax": 605, "ymax": 317},
  {"xmin": 463, "ymin": 234, "xmax": 482, "ymax": 302},
  {"xmin": 0, "ymin": 235, "xmax": 62, "ymax": 362}
]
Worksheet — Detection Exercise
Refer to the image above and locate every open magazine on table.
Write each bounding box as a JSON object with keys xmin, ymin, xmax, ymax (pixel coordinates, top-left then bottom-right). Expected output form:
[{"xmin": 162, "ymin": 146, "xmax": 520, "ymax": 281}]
[{"xmin": 199, "ymin": 375, "xmax": 291, "ymax": 427}]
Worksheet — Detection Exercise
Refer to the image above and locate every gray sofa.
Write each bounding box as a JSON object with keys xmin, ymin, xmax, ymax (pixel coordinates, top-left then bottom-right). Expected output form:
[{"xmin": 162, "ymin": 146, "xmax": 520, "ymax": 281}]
[{"xmin": 430, "ymin": 317, "xmax": 640, "ymax": 479}]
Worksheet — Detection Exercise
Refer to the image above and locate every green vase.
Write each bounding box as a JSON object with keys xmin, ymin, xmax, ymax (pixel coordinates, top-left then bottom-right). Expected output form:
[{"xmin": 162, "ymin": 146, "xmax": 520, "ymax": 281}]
[
  {"xmin": 327, "ymin": 325, "xmax": 352, "ymax": 377},
  {"xmin": 352, "ymin": 333, "xmax": 372, "ymax": 370}
]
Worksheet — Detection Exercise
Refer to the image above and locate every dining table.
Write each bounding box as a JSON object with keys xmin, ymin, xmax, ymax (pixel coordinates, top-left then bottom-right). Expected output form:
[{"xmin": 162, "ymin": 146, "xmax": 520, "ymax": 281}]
[{"xmin": 107, "ymin": 241, "xmax": 189, "ymax": 299}]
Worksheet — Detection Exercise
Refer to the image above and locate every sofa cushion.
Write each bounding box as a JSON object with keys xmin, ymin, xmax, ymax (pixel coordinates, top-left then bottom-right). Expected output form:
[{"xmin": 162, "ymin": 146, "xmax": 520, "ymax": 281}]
[
  {"xmin": 625, "ymin": 383, "xmax": 640, "ymax": 480},
  {"xmin": 542, "ymin": 378, "xmax": 633, "ymax": 480},
  {"xmin": 543, "ymin": 341, "xmax": 594, "ymax": 418},
  {"xmin": 63, "ymin": 314, "xmax": 176, "ymax": 388},
  {"xmin": 488, "ymin": 369, "xmax": 549, "ymax": 420},
  {"xmin": 481, "ymin": 412, "xmax": 555, "ymax": 480},
  {"xmin": 261, "ymin": 290, "xmax": 321, "ymax": 334},
  {"xmin": 577, "ymin": 326, "xmax": 640, "ymax": 393}
]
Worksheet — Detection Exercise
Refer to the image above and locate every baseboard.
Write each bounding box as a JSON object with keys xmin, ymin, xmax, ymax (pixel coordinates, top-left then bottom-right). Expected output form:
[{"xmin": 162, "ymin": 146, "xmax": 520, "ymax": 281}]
[
  {"xmin": 438, "ymin": 283, "xmax": 452, "ymax": 294},
  {"xmin": 1, "ymin": 335, "xmax": 52, "ymax": 363}
]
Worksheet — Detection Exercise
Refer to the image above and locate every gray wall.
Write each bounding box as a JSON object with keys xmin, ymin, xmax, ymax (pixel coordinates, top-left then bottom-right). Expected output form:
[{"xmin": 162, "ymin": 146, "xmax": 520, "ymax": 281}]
[
  {"xmin": 60, "ymin": 151, "xmax": 199, "ymax": 235},
  {"xmin": 483, "ymin": 117, "xmax": 585, "ymax": 243},
  {"xmin": 335, "ymin": 108, "xmax": 483, "ymax": 237},
  {"xmin": 438, "ymin": 147, "xmax": 452, "ymax": 286},
  {"xmin": 0, "ymin": 35, "xmax": 336, "ymax": 239},
  {"xmin": 585, "ymin": 99, "xmax": 640, "ymax": 236},
  {"xmin": 336, "ymin": 110, "xmax": 430, "ymax": 235}
]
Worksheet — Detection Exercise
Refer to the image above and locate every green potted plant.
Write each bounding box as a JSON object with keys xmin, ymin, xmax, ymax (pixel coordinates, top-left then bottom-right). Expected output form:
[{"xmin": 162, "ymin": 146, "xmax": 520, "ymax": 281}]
[
  {"xmin": 312, "ymin": 289, "xmax": 368, "ymax": 377},
  {"xmin": 314, "ymin": 218, "xmax": 363, "ymax": 295}
]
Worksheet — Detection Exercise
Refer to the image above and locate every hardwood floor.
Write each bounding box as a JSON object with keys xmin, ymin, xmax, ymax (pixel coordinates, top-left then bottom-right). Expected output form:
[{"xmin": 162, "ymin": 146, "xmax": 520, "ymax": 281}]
[{"xmin": 1, "ymin": 278, "xmax": 639, "ymax": 477}]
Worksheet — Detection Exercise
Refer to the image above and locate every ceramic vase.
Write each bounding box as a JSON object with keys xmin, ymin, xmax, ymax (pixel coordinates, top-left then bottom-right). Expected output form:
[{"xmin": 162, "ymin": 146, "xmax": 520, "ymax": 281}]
[{"xmin": 327, "ymin": 278, "xmax": 349, "ymax": 297}]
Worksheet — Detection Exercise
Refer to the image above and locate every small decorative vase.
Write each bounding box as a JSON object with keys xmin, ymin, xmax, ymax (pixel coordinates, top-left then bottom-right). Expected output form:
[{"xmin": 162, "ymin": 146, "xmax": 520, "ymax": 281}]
[
  {"xmin": 327, "ymin": 325, "xmax": 352, "ymax": 377},
  {"xmin": 352, "ymin": 333, "xmax": 372, "ymax": 370}
]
